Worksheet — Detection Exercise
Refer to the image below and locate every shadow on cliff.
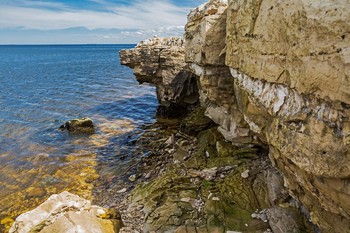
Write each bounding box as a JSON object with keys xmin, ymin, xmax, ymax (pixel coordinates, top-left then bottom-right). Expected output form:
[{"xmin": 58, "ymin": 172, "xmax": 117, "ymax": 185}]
[{"xmin": 156, "ymin": 69, "xmax": 200, "ymax": 118}]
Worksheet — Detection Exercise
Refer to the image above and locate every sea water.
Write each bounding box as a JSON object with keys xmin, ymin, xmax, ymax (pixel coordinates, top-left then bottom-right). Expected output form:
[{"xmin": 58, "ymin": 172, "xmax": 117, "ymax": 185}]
[{"xmin": 0, "ymin": 45, "xmax": 158, "ymax": 226}]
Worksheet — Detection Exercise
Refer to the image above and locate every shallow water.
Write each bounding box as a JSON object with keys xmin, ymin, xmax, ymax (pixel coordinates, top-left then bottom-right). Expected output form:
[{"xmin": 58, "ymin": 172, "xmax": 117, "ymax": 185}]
[{"xmin": 0, "ymin": 45, "xmax": 158, "ymax": 229}]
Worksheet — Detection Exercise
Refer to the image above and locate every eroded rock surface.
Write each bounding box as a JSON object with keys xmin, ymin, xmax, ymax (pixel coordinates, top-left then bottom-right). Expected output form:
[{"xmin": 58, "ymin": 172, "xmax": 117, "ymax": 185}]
[
  {"xmin": 120, "ymin": 37, "xmax": 199, "ymax": 117},
  {"xmin": 128, "ymin": 126, "xmax": 302, "ymax": 233},
  {"xmin": 9, "ymin": 191, "xmax": 122, "ymax": 233},
  {"xmin": 226, "ymin": 0, "xmax": 350, "ymax": 104}
]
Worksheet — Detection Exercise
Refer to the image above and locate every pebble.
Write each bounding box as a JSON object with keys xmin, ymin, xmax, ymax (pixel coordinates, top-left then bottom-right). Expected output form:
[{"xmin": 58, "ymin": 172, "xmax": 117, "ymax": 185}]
[
  {"xmin": 128, "ymin": 174, "xmax": 136, "ymax": 182},
  {"xmin": 241, "ymin": 169, "xmax": 250, "ymax": 178},
  {"xmin": 251, "ymin": 210, "xmax": 268, "ymax": 222},
  {"xmin": 144, "ymin": 172, "xmax": 151, "ymax": 179},
  {"xmin": 168, "ymin": 148, "xmax": 175, "ymax": 154},
  {"xmin": 212, "ymin": 197, "xmax": 220, "ymax": 201},
  {"xmin": 117, "ymin": 188, "xmax": 127, "ymax": 193},
  {"xmin": 200, "ymin": 167, "xmax": 218, "ymax": 180},
  {"xmin": 164, "ymin": 135, "xmax": 175, "ymax": 146},
  {"xmin": 180, "ymin": 197, "xmax": 191, "ymax": 203},
  {"xmin": 26, "ymin": 187, "xmax": 47, "ymax": 198}
]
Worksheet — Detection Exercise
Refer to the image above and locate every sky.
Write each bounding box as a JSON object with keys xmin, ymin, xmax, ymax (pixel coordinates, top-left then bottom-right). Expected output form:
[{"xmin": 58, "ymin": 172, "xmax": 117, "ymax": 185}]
[{"xmin": 0, "ymin": 0, "xmax": 207, "ymax": 44}]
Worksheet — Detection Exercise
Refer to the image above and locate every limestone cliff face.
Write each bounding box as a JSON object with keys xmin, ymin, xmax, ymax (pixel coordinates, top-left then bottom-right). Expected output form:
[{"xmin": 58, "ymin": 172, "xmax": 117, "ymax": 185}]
[
  {"xmin": 224, "ymin": 1, "xmax": 350, "ymax": 232},
  {"xmin": 226, "ymin": 0, "xmax": 350, "ymax": 104},
  {"xmin": 185, "ymin": 0, "xmax": 254, "ymax": 143},
  {"xmin": 120, "ymin": 37, "xmax": 199, "ymax": 116},
  {"xmin": 120, "ymin": 0, "xmax": 350, "ymax": 232}
]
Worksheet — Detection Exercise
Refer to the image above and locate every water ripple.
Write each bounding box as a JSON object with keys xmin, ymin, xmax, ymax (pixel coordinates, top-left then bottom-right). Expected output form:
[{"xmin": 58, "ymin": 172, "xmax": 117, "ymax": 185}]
[{"xmin": 0, "ymin": 45, "xmax": 157, "ymax": 227}]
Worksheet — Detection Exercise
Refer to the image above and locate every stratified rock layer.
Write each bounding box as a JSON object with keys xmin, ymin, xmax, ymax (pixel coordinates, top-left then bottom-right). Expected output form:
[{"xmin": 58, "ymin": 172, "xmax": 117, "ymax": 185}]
[
  {"xmin": 224, "ymin": 1, "xmax": 350, "ymax": 232},
  {"xmin": 120, "ymin": 0, "xmax": 350, "ymax": 232},
  {"xmin": 226, "ymin": 0, "xmax": 350, "ymax": 104},
  {"xmin": 120, "ymin": 37, "xmax": 199, "ymax": 116}
]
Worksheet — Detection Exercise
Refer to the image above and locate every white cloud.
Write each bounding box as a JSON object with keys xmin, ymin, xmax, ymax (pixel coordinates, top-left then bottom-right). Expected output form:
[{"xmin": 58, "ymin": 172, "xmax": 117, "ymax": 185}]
[{"xmin": 0, "ymin": 0, "xmax": 191, "ymax": 31}]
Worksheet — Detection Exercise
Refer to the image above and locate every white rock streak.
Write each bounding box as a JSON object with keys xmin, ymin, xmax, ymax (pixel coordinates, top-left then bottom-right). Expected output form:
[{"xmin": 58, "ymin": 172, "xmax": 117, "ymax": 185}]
[
  {"xmin": 230, "ymin": 68, "xmax": 304, "ymax": 118},
  {"xmin": 229, "ymin": 67, "xmax": 345, "ymax": 127}
]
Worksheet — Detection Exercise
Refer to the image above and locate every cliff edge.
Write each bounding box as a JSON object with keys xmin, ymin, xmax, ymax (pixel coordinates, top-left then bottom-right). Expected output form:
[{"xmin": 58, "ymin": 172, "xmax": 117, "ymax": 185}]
[{"xmin": 120, "ymin": 0, "xmax": 350, "ymax": 232}]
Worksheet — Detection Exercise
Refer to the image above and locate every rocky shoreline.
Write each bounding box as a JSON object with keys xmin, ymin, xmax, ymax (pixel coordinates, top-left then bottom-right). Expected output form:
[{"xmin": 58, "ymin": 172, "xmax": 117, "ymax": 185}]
[
  {"xmin": 113, "ymin": 109, "xmax": 316, "ymax": 233},
  {"xmin": 9, "ymin": 0, "xmax": 350, "ymax": 232}
]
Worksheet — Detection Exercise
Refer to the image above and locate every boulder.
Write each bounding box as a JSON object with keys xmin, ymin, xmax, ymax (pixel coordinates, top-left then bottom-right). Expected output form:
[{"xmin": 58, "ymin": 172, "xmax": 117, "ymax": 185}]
[
  {"xmin": 59, "ymin": 117, "xmax": 94, "ymax": 133},
  {"xmin": 267, "ymin": 207, "xmax": 305, "ymax": 233},
  {"xmin": 9, "ymin": 191, "xmax": 122, "ymax": 233}
]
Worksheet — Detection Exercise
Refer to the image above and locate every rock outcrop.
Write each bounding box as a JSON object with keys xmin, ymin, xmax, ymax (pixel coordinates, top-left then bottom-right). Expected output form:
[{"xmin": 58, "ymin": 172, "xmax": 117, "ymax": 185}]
[
  {"xmin": 59, "ymin": 117, "xmax": 94, "ymax": 133},
  {"xmin": 120, "ymin": 37, "xmax": 199, "ymax": 117},
  {"xmin": 120, "ymin": 0, "xmax": 350, "ymax": 232},
  {"xmin": 128, "ymin": 125, "xmax": 300, "ymax": 233},
  {"xmin": 10, "ymin": 191, "xmax": 122, "ymax": 233}
]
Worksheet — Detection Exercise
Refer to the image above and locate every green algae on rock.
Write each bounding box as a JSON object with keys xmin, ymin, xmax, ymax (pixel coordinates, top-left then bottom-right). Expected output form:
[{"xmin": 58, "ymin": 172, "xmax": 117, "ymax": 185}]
[
  {"xmin": 59, "ymin": 117, "xmax": 94, "ymax": 133},
  {"xmin": 123, "ymin": 124, "xmax": 310, "ymax": 232}
]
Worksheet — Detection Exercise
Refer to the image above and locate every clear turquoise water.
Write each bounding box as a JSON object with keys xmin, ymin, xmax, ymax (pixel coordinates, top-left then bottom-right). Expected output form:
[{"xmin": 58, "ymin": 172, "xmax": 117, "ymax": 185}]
[{"xmin": 0, "ymin": 45, "xmax": 158, "ymax": 224}]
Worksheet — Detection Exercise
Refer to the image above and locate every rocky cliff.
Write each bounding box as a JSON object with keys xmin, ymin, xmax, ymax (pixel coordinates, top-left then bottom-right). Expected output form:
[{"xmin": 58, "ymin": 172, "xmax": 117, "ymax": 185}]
[
  {"xmin": 120, "ymin": 37, "xmax": 199, "ymax": 117},
  {"xmin": 120, "ymin": 0, "xmax": 350, "ymax": 232}
]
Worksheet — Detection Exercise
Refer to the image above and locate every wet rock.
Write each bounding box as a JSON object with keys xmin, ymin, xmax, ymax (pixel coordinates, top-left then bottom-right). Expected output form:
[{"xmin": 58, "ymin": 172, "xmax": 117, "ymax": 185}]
[
  {"xmin": 85, "ymin": 173, "xmax": 100, "ymax": 183},
  {"xmin": 26, "ymin": 187, "xmax": 47, "ymax": 198},
  {"xmin": 267, "ymin": 207, "xmax": 306, "ymax": 233},
  {"xmin": 1, "ymin": 217, "xmax": 14, "ymax": 233},
  {"xmin": 128, "ymin": 174, "xmax": 137, "ymax": 182},
  {"xmin": 9, "ymin": 191, "xmax": 122, "ymax": 233},
  {"xmin": 59, "ymin": 117, "xmax": 94, "ymax": 133}
]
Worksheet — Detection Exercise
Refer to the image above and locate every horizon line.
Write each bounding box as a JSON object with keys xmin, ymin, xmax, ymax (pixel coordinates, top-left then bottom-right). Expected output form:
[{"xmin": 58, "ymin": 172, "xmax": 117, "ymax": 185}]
[{"xmin": 0, "ymin": 43, "xmax": 137, "ymax": 46}]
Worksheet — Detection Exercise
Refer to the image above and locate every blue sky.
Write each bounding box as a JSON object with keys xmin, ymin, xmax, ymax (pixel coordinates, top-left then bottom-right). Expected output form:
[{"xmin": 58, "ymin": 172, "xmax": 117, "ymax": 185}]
[{"xmin": 0, "ymin": 0, "xmax": 207, "ymax": 44}]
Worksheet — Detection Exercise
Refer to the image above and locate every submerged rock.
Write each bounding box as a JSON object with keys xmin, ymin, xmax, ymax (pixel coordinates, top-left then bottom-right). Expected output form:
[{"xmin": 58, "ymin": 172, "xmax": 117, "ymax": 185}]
[
  {"xmin": 59, "ymin": 117, "xmax": 94, "ymax": 133},
  {"xmin": 9, "ymin": 191, "xmax": 122, "ymax": 233}
]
